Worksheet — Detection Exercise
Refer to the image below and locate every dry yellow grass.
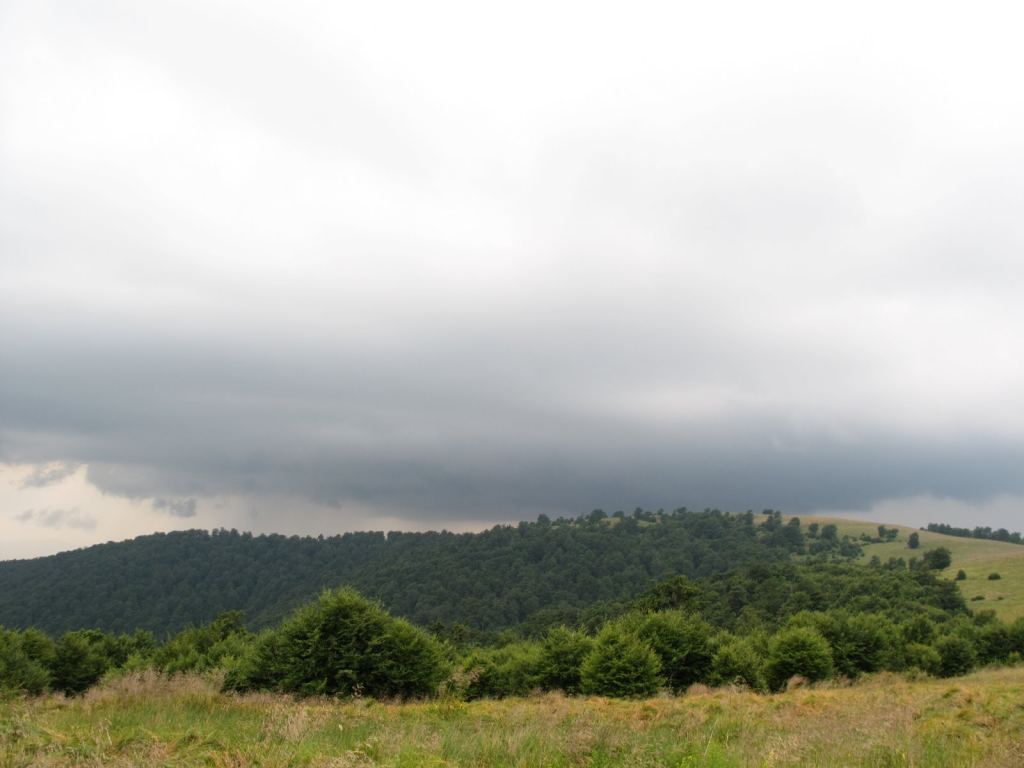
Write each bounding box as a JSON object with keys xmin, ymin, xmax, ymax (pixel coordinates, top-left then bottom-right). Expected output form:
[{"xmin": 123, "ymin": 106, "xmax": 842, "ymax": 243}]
[{"xmin": 3, "ymin": 667, "xmax": 1024, "ymax": 767}]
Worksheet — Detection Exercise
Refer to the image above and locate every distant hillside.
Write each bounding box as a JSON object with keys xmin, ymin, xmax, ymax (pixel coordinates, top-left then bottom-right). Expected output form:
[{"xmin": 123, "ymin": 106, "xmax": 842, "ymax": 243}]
[
  {"xmin": 0, "ymin": 509, "xmax": 826, "ymax": 636},
  {"xmin": 798, "ymin": 515, "xmax": 1024, "ymax": 622}
]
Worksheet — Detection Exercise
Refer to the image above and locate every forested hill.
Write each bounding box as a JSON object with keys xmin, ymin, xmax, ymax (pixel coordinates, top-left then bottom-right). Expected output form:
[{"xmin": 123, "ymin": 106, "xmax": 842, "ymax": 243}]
[{"xmin": 0, "ymin": 509, "xmax": 845, "ymax": 636}]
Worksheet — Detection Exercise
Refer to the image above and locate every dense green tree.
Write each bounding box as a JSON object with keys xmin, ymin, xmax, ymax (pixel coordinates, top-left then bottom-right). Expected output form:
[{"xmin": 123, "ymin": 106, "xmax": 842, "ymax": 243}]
[
  {"xmin": 636, "ymin": 576, "xmax": 703, "ymax": 613},
  {"xmin": 537, "ymin": 627, "xmax": 592, "ymax": 694},
  {"xmin": 0, "ymin": 628, "xmax": 51, "ymax": 695},
  {"xmin": 907, "ymin": 532, "xmax": 920, "ymax": 549},
  {"xmin": 710, "ymin": 635, "xmax": 766, "ymax": 691},
  {"xmin": 788, "ymin": 611, "xmax": 892, "ymax": 677},
  {"xmin": 247, "ymin": 588, "xmax": 446, "ymax": 698},
  {"xmin": 934, "ymin": 635, "xmax": 977, "ymax": 677},
  {"xmin": 580, "ymin": 625, "xmax": 662, "ymax": 698},
  {"xmin": 921, "ymin": 548, "xmax": 952, "ymax": 570},
  {"xmin": 17, "ymin": 627, "xmax": 57, "ymax": 671},
  {"xmin": 154, "ymin": 611, "xmax": 250, "ymax": 675},
  {"xmin": 460, "ymin": 642, "xmax": 543, "ymax": 699},
  {"xmin": 900, "ymin": 615, "xmax": 936, "ymax": 645},
  {"xmin": 903, "ymin": 643, "xmax": 941, "ymax": 674},
  {"xmin": 974, "ymin": 623, "xmax": 1011, "ymax": 664},
  {"xmin": 51, "ymin": 631, "xmax": 112, "ymax": 694},
  {"xmin": 1008, "ymin": 617, "xmax": 1024, "ymax": 656},
  {"xmin": 765, "ymin": 627, "xmax": 833, "ymax": 690},
  {"xmin": 634, "ymin": 611, "xmax": 714, "ymax": 692}
]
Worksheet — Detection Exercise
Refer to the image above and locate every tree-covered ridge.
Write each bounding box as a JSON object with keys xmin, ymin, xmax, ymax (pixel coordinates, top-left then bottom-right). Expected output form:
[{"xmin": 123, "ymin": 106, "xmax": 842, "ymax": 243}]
[
  {"xmin": 0, "ymin": 561, "xmax": 1014, "ymax": 701},
  {"xmin": 925, "ymin": 522, "xmax": 1023, "ymax": 545},
  {"xmin": 0, "ymin": 509, "xmax": 836, "ymax": 636}
]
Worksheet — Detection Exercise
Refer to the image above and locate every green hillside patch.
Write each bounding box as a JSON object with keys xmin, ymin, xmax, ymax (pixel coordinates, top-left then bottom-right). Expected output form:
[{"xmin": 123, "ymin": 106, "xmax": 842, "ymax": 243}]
[{"xmin": 796, "ymin": 515, "xmax": 1024, "ymax": 622}]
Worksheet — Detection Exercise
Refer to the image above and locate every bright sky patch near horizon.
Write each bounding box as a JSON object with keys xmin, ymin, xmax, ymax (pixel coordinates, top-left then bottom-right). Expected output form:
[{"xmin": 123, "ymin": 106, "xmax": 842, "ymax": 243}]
[{"xmin": 2, "ymin": 1, "xmax": 1024, "ymax": 558}]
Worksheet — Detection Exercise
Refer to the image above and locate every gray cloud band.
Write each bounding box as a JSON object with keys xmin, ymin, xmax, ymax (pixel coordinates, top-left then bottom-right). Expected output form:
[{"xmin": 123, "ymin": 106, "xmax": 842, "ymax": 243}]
[{"xmin": 3, "ymin": 0, "xmax": 1024, "ymax": 534}]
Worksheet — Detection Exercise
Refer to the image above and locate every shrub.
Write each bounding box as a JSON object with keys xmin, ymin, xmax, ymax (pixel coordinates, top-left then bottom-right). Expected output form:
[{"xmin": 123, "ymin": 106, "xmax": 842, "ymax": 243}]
[
  {"xmin": 975, "ymin": 623, "xmax": 1011, "ymax": 664},
  {"xmin": 710, "ymin": 635, "xmax": 766, "ymax": 691},
  {"xmin": 18, "ymin": 628, "xmax": 57, "ymax": 671},
  {"xmin": 0, "ymin": 629, "xmax": 52, "ymax": 695},
  {"xmin": 922, "ymin": 548, "xmax": 952, "ymax": 570},
  {"xmin": 50, "ymin": 630, "xmax": 123, "ymax": 694},
  {"xmin": 903, "ymin": 643, "xmax": 941, "ymax": 675},
  {"xmin": 537, "ymin": 627, "xmax": 592, "ymax": 694},
  {"xmin": 636, "ymin": 611, "xmax": 714, "ymax": 692},
  {"xmin": 900, "ymin": 615, "xmax": 936, "ymax": 645},
  {"xmin": 155, "ymin": 612, "xmax": 251, "ymax": 675},
  {"xmin": 934, "ymin": 635, "xmax": 977, "ymax": 677},
  {"xmin": 225, "ymin": 629, "xmax": 281, "ymax": 692},
  {"xmin": 988, "ymin": 573, "xmax": 1002, "ymax": 581},
  {"xmin": 765, "ymin": 627, "xmax": 833, "ymax": 691},
  {"xmin": 248, "ymin": 588, "xmax": 447, "ymax": 698},
  {"xmin": 955, "ymin": 570, "xmax": 967, "ymax": 581},
  {"xmin": 788, "ymin": 611, "xmax": 892, "ymax": 677},
  {"xmin": 460, "ymin": 642, "xmax": 542, "ymax": 699},
  {"xmin": 580, "ymin": 625, "xmax": 662, "ymax": 698},
  {"xmin": 908, "ymin": 532, "xmax": 920, "ymax": 549},
  {"xmin": 1008, "ymin": 618, "xmax": 1024, "ymax": 656}
]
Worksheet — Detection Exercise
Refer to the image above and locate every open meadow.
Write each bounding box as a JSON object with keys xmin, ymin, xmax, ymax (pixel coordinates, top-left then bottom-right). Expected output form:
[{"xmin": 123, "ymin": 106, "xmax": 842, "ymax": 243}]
[{"xmin": 3, "ymin": 667, "xmax": 1024, "ymax": 768}]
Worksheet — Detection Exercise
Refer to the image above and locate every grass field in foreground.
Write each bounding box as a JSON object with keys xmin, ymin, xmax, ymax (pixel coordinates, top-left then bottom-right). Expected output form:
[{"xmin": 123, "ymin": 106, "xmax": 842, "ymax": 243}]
[
  {"xmin": 797, "ymin": 515, "xmax": 1024, "ymax": 622},
  {"xmin": 3, "ymin": 668, "xmax": 1024, "ymax": 767}
]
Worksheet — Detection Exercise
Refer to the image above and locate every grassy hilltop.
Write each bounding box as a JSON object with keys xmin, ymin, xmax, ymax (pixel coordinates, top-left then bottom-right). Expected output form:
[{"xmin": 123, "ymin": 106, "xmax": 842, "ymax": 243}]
[
  {"xmin": 3, "ymin": 667, "xmax": 1023, "ymax": 767},
  {"xmin": 797, "ymin": 516, "xmax": 1024, "ymax": 622}
]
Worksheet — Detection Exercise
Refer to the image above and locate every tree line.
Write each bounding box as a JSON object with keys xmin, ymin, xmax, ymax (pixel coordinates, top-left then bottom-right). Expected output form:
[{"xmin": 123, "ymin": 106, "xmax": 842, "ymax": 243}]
[
  {"xmin": 925, "ymin": 523, "xmax": 1023, "ymax": 545},
  {"xmin": 0, "ymin": 509, "xmax": 853, "ymax": 637},
  {"xmin": 3, "ymin": 549, "xmax": 1018, "ymax": 700}
]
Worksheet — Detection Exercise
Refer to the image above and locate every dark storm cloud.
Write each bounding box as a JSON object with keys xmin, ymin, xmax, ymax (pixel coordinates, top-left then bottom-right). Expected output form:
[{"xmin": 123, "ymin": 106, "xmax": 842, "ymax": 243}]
[
  {"xmin": 3, "ymin": 321, "xmax": 1023, "ymax": 523},
  {"xmin": 151, "ymin": 497, "xmax": 198, "ymax": 518},
  {"xmin": 2, "ymin": 0, "xmax": 1024, "ymax": 541}
]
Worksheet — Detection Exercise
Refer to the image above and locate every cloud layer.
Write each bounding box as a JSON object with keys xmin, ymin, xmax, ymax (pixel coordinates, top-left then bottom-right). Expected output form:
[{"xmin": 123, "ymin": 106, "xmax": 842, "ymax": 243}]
[{"xmin": 3, "ymin": 0, "xmax": 1024, "ymax": 553}]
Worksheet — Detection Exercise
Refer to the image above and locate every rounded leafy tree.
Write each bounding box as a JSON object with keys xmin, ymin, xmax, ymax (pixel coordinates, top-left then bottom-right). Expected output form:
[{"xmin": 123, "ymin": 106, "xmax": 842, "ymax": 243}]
[
  {"xmin": 765, "ymin": 626, "xmax": 833, "ymax": 690},
  {"xmin": 537, "ymin": 626, "xmax": 593, "ymax": 695},
  {"xmin": 251, "ymin": 588, "xmax": 446, "ymax": 698},
  {"xmin": 934, "ymin": 635, "xmax": 977, "ymax": 678},
  {"xmin": 710, "ymin": 636, "xmax": 766, "ymax": 691},
  {"xmin": 580, "ymin": 625, "xmax": 662, "ymax": 698},
  {"xmin": 636, "ymin": 611, "xmax": 714, "ymax": 692}
]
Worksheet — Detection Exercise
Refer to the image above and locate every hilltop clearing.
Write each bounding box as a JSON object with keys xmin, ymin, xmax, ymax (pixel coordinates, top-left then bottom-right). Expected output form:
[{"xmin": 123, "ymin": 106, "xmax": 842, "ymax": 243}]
[{"xmin": 797, "ymin": 515, "xmax": 1024, "ymax": 621}]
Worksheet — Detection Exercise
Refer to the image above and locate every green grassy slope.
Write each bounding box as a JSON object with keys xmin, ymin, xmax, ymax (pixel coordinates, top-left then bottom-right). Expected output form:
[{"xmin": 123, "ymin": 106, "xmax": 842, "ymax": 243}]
[{"xmin": 797, "ymin": 515, "xmax": 1024, "ymax": 621}]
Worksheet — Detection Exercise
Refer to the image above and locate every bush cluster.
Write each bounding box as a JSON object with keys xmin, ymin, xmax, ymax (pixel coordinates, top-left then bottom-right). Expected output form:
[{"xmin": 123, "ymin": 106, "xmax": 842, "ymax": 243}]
[{"xmin": 4, "ymin": 578, "xmax": 1024, "ymax": 700}]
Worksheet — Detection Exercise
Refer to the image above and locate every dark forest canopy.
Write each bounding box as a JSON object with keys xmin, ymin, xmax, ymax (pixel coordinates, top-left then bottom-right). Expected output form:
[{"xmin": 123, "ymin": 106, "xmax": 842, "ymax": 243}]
[
  {"xmin": 0, "ymin": 564, "xmax": 994, "ymax": 700},
  {"xmin": 0, "ymin": 508, "xmax": 858, "ymax": 636}
]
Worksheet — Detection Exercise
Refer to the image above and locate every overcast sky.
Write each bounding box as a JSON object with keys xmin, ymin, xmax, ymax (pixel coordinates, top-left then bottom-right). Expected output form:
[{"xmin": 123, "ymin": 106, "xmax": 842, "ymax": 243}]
[{"xmin": 3, "ymin": 0, "xmax": 1024, "ymax": 558}]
